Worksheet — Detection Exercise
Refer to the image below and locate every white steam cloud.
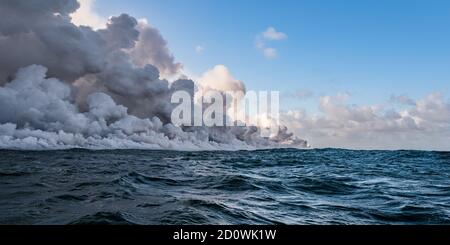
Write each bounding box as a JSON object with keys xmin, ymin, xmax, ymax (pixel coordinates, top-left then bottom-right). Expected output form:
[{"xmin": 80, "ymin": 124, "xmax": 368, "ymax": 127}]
[
  {"xmin": 0, "ymin": 0, "xmax": 306, "ymax": 150},
  {"xmin": 70, "ymin": 0, "xmax": 106, "ymax": 30}
]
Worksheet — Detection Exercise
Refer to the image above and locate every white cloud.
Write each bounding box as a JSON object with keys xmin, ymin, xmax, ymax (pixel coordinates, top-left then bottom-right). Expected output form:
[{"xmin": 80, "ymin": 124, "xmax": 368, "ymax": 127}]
[
  {"xmin": 262, "ymin": 27, "xmax": 288, "ymax": 40},
  {"xmin": 256, "ymin": 26, "xmax": 287, "ymax": 60},
  {"xmin": 195, "ymin": 45, "xmax": 205, "ymax": 53},
  {"xmin": 70, "ymin": 0, "xmax": 107, "ymax": 30},
  {"xmin": 282, "ymin": 92, "xmax": 450, "ymax": 151},
  {"xmin": 197, "ymin": 65, "xmax": 245, "ymax": 93},
  {"xmin": 263, "ymin": 48, "xmax": 278, "ymax": 59}
]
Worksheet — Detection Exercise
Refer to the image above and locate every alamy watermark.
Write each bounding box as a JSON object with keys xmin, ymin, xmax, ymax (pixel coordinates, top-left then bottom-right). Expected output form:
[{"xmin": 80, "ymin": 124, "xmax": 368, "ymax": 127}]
[{"xmin": 171, "ymin": 90, "xmax": 280, "ymax": 137}]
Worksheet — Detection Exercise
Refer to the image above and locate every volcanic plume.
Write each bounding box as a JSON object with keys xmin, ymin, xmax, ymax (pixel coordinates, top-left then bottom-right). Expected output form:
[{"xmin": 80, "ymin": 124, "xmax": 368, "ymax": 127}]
[{"xmin": 0, "ymin": 0, "xmax": 307, "ymax": 150}]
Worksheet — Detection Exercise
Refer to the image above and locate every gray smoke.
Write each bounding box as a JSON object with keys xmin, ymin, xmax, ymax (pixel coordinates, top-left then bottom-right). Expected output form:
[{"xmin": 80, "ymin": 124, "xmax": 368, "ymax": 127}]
[
  {"xmin": 130, "ymin": 20, "xmax": 182, "ymax": 78},
  {"xmin": 0, "ymin": 0, "xmax": 307, "ymax": 150}
]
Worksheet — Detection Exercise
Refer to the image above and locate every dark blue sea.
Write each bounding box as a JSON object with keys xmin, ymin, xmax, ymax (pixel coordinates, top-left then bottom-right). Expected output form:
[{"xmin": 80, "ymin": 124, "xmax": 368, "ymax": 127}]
[{"xmin": 0, "ymin": 149, "xmax": 449, "ymax": 225}]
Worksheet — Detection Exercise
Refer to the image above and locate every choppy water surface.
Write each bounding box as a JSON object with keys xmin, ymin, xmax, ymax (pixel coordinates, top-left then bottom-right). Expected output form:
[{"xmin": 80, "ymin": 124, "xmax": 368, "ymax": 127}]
[{"xmin": 1, "ymin": 149, "xmax": 449, "ymax": 224}]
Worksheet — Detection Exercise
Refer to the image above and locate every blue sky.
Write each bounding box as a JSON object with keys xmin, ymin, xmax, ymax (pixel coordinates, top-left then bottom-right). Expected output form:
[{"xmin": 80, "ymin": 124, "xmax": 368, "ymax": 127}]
[
  {"xmin": 93, "ymin": 0, "xmax": 450, "ymax": 113},
  {"xmin": 72, "ymin": 0, "xmax": 450, "ymax": 150}
]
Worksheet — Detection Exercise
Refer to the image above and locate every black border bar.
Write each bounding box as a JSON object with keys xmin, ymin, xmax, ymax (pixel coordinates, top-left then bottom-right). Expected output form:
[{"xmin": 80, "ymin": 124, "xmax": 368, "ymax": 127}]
[{"xmin": 1, "ymin": 225, "xmax": 449, "ymax": 243}]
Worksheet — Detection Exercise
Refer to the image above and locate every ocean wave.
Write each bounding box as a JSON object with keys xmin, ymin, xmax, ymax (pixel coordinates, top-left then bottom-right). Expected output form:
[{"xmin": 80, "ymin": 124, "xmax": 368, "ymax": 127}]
[{"xmin": 1, "ymin": 148, "xmax": 449, "ymax": 224}]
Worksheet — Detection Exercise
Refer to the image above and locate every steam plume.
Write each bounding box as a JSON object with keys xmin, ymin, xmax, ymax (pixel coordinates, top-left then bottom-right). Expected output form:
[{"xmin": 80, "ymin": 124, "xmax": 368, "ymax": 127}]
[{"xmin": 0, "ymin": 0, "xmax": 307, "ymax": 150}]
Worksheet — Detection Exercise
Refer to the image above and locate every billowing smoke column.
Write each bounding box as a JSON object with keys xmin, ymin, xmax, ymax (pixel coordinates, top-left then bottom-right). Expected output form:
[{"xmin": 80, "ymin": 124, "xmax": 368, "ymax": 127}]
[{"xmin": 0, "ymin": 0, "xmax": 307, "ymax": 150}]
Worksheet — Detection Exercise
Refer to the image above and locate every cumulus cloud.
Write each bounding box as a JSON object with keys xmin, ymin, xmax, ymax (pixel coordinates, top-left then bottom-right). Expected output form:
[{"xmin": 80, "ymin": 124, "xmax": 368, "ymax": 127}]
[
  {"xmin": 262, "ymin": 27, "xmax": 287, "ymax": 40},
  {"xmin": 0, "ymin": 0, "xmax": 305, "ymax": 150},
  {"xmin": 256, "ymin": 26, "xmax": 287, "ymax": 59},
  {"xmin": 282, "ymin": 92, "xmax": 450, "ymax": 151}
]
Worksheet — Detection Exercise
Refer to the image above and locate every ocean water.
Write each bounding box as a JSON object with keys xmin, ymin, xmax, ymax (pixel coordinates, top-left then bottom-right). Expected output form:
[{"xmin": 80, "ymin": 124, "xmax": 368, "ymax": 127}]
[{"xmin": 0, "ymin": 149, "xmax": 449, "ymax": 225}]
